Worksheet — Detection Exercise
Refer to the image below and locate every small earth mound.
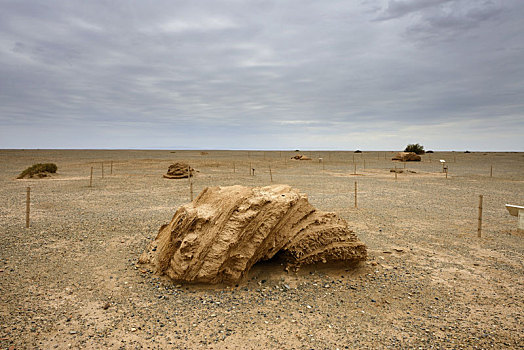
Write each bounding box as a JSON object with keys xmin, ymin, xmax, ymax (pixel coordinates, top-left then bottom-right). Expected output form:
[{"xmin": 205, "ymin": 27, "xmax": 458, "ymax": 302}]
[
  {"xmin": 392, "ymin": 152, "xmax": 421, "ymax": 162},
  {"xmin": 163, "ymin": 163, "xmax": 195, "ymax": 179},
  {"xmin": 291, "ymin": 155, "xmax": 312, "ymax": 160},
  {"xmin": 139, "ymin": 184, "xmax": 367, "ymax": 284},
  {"xmin": 17, "ymin": 163, "xmax": 57, "ymax": 179}
]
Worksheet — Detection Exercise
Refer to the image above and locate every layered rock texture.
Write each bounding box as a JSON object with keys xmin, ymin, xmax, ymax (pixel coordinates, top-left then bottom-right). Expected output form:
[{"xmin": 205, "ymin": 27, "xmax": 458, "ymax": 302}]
[
  {"xmin": 163, "ymin": 163, "xmax": 195, "ymax": 179},
  {"xmin": 139, "ymin": 185, "xmax": 366, "ymax": 284},
  {"xmin": 392, "ymin": 152, "xmax": 421, "ymax": 162}
]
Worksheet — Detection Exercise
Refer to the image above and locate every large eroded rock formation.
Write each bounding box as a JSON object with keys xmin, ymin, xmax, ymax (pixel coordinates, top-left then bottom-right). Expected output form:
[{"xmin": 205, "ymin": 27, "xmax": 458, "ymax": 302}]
[{"xmin": 139, "ymin": 185, "xmax": 366, "ymax": 284}]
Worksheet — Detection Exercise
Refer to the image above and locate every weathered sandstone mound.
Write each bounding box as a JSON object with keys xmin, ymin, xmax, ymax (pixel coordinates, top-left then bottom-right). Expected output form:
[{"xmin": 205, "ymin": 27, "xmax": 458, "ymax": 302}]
[
  {"xmin": 163, "ymin": 163, "xmax": 195, "ymax": 179},
  {"xmin": 17, "ymin": 163, "xmax": 58, "ymax": 179},
  {"xmin": 139, "ymin": 185, "xmax": 366, "ymax": 284},
  {"xmin": 291, "ymin": 155, "xmax": 312, "ymax": 160},
  {"xmin": 392, "ymin": 152, "xmax": 421, "ymax": 162}
]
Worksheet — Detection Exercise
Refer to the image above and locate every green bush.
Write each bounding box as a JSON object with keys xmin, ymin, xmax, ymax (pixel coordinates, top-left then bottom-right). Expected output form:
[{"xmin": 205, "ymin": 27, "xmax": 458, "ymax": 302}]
[
  {"xmin": 404, "ymin": 144, "xmax": 425, "ymax": 155},
  {"xmin": 17, "ymin": 163, "xmax": 58, "ymax": 179}
]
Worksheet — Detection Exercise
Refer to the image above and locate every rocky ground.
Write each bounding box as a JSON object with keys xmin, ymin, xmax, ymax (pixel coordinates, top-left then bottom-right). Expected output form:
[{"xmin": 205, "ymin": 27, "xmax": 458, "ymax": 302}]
[{"xmin": 0, "ymin": 150, "xmax": 523, "ymax": 349}]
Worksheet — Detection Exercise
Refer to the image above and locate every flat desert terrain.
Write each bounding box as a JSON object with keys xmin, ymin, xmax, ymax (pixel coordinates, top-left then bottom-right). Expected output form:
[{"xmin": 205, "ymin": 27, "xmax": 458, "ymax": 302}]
[{"xmin": 1, "ymin": 149, "xmax": 523, "ymax": 349}]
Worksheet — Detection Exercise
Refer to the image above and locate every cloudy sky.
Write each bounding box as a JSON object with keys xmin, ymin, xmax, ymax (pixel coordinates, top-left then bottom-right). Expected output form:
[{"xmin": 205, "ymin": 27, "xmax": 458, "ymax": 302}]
[{"xmin": 1, "ymin": 0, "xmax": 523, "ymax": 150}]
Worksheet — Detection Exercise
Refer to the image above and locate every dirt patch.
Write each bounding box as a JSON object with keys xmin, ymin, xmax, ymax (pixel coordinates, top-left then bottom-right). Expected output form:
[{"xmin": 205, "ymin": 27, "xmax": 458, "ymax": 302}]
[{"xmin": 1, "ymin": 150, "xmax": 523, "ymax": 349}]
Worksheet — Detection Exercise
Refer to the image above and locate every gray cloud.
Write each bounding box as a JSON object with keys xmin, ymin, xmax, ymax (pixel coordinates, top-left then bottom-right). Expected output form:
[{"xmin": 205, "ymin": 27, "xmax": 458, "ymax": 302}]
[
  {"xmin": 375, "ymin": 0, "xmax": 454, "ymax": 20},
  {"xmin": 0, "ymin": 0, "xmax": 523, "ymax": 150}
]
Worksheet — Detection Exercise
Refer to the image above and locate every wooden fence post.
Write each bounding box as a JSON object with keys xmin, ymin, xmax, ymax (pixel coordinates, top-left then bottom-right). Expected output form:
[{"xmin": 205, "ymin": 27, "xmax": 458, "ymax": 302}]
[
  {"xmin": 110, "ymin": 161, "xmax": 113, "ymax": 175},
  {"xmin": 188, "ymin": 166, "xmax": 193, "ymax": 201},
  {"xmin": 269, "ymin": 165, "xmax": 273, "ymax": 182},
  {"xmin": 26, "ymin": 187, "xmax": 30, "ymax": 228},
  {"xmin": 490, "ymin": 165, "xmax": 492, "ymax": 178},
  {"xmin": 89, "ymin": 167, "xmax": 93, "ymax": 187},
  {"xmin": 477, "ymin": 195, "xmax": 483, "ymax": 237},
  {"xmin": 354, "ymin": 181, "xmax": 357, "ymax": 208},
  {"xmin": 101, "ymin": 163, "xmax": 104, "ymax": 178}
]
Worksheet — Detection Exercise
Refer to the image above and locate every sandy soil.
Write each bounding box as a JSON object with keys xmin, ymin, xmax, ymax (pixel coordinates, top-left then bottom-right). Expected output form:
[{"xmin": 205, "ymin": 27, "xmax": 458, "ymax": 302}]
[{"xmin": 0, "ymin": 149, "xmax": 523, "ymax": 349}]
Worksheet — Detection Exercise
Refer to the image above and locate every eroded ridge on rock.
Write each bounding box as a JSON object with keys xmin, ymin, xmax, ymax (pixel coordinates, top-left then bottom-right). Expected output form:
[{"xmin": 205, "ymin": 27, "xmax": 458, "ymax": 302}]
[{"xmin": 139, "ymin": 185, "xmax": 366, "ymax": 284}]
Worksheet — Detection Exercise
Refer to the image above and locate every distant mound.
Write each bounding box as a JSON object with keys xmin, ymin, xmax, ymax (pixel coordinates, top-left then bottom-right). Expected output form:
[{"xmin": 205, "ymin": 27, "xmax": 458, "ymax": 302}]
[
  {"xmin": 291, "ymin": 154, "xmax": 312, "ymax": 160},
  {"xmin": 139, "ymin": 185, "xmax": 367, "ymax": 284},
  {"xmin": 17, "ymin": 163, "xmax": 57, "ymax": 179},
  {"xmin": 163, "ymin": 162, "xmax": 195, "ymax": 179},
  {"xmin": 392, "ymin": 152, "xmax": 421, "ymax": 162}
]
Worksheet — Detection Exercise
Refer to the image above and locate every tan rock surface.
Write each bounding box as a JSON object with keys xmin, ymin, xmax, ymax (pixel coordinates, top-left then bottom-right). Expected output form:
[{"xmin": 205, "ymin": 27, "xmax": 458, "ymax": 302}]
[{"xmin": 139, "ymin": 185, "xmax": 366, "ymax": 283}]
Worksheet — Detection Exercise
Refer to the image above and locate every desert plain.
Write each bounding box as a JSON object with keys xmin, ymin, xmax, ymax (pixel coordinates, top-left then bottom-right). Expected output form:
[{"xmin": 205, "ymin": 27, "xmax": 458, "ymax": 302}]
[{"xmin": 0, "ymin": 149, "xmax": 523, "ymax": 349}]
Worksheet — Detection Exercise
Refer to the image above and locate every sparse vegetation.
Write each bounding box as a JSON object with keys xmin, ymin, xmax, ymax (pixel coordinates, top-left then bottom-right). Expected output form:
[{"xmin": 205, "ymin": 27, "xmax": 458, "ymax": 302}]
[
  {"xmin": 17, "ymin": 163, "xmax": 57, "ymax": 179},
  {"xmin": 404, "ymin": 143, "xmax": 425, "ymax": 155}
]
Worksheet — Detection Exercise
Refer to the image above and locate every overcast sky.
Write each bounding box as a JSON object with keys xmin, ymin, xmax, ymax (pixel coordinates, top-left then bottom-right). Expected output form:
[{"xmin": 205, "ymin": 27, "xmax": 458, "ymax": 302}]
[{"xmin": 1, "ymin": 0, "xmax": 523, "ymax": 150}]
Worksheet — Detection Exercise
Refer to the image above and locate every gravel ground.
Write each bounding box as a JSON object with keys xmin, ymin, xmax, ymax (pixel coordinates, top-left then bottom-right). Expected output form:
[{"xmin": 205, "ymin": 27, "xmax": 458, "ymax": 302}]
[{"xmin": 0, "ymin": 149, "xmax": 523, "ymax": 349}]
